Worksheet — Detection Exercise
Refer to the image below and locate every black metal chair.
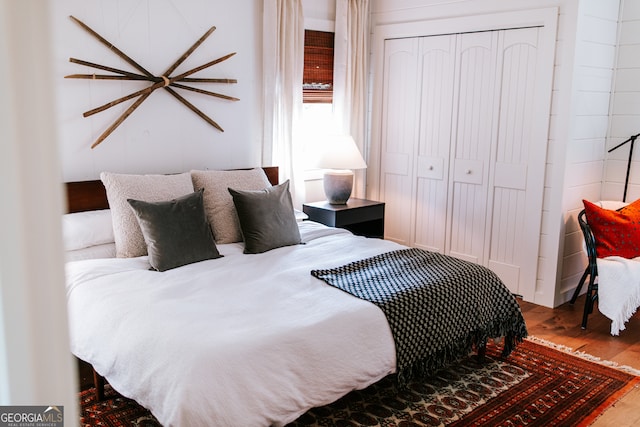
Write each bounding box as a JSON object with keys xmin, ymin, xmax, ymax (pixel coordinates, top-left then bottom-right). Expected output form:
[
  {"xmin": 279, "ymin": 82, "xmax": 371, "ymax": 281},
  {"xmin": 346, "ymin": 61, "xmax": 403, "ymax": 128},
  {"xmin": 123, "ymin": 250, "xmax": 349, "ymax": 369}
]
[{"xmin": 569, "ymin": 209, "xmax": 598, "ymax": 329}]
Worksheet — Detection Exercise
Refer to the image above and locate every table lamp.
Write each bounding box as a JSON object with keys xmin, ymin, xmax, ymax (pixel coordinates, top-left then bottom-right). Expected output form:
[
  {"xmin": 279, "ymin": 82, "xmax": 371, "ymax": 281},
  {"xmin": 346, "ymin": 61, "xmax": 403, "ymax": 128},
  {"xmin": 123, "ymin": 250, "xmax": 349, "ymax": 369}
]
[{"xmin": 315, "ymin": 135, "xmax": 367, "ymax": 204}]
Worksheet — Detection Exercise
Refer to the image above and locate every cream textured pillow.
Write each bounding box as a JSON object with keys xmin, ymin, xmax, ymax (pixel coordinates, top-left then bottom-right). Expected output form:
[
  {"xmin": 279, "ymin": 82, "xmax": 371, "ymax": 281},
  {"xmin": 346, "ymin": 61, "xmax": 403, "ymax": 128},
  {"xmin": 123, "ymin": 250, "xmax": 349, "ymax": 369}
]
[
  {"xmin": 190, "ymin": 168, "xmax": 271, "ymax": 244},
  {"xmin": 100, "ymin": 172, "xmax": 194, "ymax": 257}
]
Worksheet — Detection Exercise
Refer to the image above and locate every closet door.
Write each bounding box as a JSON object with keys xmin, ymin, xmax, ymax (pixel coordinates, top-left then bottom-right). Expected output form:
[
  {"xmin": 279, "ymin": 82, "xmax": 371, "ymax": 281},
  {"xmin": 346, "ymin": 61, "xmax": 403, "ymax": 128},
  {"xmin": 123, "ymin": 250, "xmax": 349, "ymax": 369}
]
[
  {"xmin": 413, "ymin": 35, "xmax": 456, "ymax": 253},
  {"xmin": 486, "ymin": 27, "xmax": 543, "ymax": 295},
  {"xmin": 446, "ymin": 32, "xmax": 499, "ymax": 264},
  {"xmin": 379, "ymin": 38, "xmax": 420, "ymax": 246},
  {"xmin": 378, "ymin": 27, "xmax": 547, "ymax": 298}
]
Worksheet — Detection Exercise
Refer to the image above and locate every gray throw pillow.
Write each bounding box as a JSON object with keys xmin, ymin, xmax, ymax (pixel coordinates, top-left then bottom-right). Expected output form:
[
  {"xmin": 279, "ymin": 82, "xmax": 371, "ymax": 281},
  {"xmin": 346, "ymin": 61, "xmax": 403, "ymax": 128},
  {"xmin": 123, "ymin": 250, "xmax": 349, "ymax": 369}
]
[
  {"xmin": 127, "ymin": 189, "xmax": 222, "ymax": 271},
  {"xmin": 228, "ymin": 180, "xmax": 301, "ymax": 254}
]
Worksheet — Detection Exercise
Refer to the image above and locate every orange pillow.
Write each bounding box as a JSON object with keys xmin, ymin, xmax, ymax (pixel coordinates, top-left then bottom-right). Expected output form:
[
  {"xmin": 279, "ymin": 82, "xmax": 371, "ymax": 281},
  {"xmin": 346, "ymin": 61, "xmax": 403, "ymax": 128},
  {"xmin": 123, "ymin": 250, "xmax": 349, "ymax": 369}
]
[{"xmin": 582, "ymin": 199, "xmax": 640, "ymax": 259}]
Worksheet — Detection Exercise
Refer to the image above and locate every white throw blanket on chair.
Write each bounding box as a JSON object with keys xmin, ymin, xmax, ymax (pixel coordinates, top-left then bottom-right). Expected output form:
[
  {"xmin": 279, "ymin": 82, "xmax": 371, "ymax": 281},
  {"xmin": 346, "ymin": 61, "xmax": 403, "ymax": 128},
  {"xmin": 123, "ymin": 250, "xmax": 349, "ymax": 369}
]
[{"xmin": 596, "ymin": 256, "xmax": 640, "ymax": 335}]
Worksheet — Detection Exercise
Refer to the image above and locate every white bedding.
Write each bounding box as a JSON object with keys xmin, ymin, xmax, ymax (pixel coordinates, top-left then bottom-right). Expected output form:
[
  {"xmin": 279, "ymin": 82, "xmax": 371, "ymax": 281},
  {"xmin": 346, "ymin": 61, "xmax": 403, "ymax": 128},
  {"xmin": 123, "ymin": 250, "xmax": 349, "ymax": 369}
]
[{"xmin": 66, "ymin": 221, "xmax": 400, "ymax": 426}]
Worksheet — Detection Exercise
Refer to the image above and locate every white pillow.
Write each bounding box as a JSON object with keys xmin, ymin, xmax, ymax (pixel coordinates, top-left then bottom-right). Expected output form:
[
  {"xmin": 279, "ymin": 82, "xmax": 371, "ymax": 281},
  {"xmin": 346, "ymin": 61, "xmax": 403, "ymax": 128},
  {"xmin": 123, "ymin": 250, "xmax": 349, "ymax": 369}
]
[
  {"xmin": 190, "ymin": 169, "xmax": 271, "ymax": 244},
  {"xmin": 65, "ymin": 243, "xmax": 116, "ymax": 262},
  {"xmin": 100, "ymin": 172, "xmax": 195, "ymax": 257},
  {"xmin": 597, "ymin": 200, "xmax": 628, "ymax": 211},
  {"xmin": 294, "ymin": 209, "xmax": 308, "ymax": 222},
  {"xmin": 62, "ymin": 209, "xmax": 114, "ymax": 251}
]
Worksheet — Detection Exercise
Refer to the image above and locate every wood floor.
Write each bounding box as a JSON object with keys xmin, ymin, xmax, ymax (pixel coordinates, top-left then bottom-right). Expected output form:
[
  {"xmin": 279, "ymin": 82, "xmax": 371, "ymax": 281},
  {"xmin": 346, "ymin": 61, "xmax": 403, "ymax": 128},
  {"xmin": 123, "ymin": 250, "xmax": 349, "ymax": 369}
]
[{"xmin": 519, "ymin": 294, "xmax": 640, "ymax": 370}]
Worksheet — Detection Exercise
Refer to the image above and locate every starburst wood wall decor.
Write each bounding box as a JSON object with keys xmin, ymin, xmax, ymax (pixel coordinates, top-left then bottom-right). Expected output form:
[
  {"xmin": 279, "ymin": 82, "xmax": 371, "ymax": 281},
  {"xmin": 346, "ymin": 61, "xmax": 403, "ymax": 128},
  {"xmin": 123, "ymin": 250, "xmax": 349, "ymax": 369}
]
[{"xmin": 65, "ymin": 15, "xmax": 238, "ymax": 149}]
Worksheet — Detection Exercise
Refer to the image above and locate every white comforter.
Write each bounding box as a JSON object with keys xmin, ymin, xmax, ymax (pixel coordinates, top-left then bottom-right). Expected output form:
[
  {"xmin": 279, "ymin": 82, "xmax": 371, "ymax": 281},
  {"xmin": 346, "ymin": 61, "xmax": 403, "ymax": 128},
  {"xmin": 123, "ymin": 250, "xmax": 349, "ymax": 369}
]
[{"xmin": 66, "ymin": 222, "xmax": 399, "ymax": 426}]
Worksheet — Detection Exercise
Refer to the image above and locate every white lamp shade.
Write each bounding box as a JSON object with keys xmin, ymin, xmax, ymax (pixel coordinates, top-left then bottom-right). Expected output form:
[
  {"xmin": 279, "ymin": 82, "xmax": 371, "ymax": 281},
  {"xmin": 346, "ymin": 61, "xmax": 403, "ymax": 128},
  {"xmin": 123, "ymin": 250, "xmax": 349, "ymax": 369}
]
[{"xmin": 314, "ymin": 135, "xmax": 367, "ymax": 170}]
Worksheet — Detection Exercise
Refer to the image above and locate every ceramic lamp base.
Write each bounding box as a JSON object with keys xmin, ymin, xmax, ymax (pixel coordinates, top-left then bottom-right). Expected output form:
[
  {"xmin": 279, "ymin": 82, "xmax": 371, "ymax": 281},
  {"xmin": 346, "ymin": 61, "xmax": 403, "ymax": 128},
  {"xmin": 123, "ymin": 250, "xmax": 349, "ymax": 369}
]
[{"xmin": 323, "ymin": 170, "xmax": 354, "ymax": 204}]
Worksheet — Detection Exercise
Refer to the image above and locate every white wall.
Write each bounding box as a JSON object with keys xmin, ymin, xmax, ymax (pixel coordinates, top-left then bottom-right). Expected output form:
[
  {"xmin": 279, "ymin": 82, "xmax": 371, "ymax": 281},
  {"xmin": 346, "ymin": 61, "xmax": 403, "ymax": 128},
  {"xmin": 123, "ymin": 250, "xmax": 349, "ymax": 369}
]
[
  {"xmin": 558, "ymin": 0, "xmax": 620, "ymax": 304},
  {"xmin": 303, "ymin": 0, "xmax": 335, "ymax": 29},
  {"xmin": 51, "ymin": 0, "xmax": 263, "ymax": 182},
  {"xmin": 606, "ymin": 0, "xmax": 640, "ymax": 201}
]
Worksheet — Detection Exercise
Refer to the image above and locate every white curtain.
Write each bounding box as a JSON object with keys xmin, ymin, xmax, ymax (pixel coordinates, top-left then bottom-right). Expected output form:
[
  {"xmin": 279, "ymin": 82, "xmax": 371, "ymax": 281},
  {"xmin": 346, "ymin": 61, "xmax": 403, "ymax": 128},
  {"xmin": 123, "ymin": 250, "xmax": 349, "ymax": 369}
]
[
  {"xmin": 263, "ymin": 0, "xmax": 305, "ymax": 207},
  {"xmin": 333, "ymin": 0, "xmax": 371, "ymax": 199}
]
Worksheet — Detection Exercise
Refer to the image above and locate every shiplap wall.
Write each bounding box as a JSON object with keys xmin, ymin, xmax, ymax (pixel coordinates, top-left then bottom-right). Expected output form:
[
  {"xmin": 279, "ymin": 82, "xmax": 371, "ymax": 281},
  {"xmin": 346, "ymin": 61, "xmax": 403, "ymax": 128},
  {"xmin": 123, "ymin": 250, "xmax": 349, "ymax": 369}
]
[
  {"xmin": 605, "ymin": 0, "xmax": 640, "ymax": 202},
  {"xmin": 558, "ymin": 0, "xmax": 621, "ymax": 303}
]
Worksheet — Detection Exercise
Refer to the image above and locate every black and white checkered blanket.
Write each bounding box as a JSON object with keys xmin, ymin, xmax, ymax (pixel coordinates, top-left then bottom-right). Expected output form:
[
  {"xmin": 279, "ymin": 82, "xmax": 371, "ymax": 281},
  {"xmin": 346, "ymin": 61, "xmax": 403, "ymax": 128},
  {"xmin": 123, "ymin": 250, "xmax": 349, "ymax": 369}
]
[{"xmin": 311, "ymin": 248, "xmax": 528, "ymax": 385}]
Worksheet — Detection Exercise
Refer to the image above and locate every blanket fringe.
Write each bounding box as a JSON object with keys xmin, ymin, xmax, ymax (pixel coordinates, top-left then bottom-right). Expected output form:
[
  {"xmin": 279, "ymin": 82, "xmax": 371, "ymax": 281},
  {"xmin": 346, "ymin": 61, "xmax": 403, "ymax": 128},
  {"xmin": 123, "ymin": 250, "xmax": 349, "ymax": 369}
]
[
  {"xmin": 610, "ymin": 293, "xmax": 640, "ymax": 335},
  {"xmin": 397, "ymin": 315, "xmax": 528, "ymax": 387}
]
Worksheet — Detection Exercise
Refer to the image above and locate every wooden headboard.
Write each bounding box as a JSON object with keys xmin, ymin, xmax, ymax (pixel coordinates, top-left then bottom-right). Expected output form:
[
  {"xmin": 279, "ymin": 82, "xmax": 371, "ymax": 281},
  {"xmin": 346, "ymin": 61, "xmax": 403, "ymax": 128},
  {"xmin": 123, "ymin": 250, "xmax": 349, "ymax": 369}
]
[{"xmin": 65, "ymin": 166, "xmax": 279, "ymax": 214}]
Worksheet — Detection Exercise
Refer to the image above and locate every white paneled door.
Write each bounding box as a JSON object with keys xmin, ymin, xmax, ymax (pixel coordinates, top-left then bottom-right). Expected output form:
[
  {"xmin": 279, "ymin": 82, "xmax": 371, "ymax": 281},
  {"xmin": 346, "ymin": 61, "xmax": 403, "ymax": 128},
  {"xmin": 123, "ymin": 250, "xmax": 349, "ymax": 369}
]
[
  {"xmin": 414, "ymin": 35, "xmax": 456, "ymax": 255},
  {"xmin": 448, "ymin": 31, "xmax": 497, "ymax": 265},
  {"xmin": 379, "ymin": 37, "xmax": 420, "ymax": 247},
  {"xmin": 379, "ymin": 27, "xmax": 547, "ymax": 298}
]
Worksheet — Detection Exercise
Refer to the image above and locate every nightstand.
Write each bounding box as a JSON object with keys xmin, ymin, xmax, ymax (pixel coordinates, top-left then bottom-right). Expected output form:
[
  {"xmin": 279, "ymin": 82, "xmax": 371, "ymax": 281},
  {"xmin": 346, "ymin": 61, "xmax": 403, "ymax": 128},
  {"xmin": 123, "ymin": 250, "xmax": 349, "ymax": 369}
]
[{"xmin": 302, "ymin": 198, "xmax": 385, "ymax": 238}]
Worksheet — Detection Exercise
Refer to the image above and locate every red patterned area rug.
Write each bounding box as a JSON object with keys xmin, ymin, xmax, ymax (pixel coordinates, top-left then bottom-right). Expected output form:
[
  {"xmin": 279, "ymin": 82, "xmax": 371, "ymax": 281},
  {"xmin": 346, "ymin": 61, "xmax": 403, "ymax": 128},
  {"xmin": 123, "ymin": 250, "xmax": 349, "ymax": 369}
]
[
  {"xmin": 78, "ymin": 339, "xmax": 640, "ymax": 427},
  {"xmin": 79, "ymin": 385, "xmax": 160, "ymax": 427}
]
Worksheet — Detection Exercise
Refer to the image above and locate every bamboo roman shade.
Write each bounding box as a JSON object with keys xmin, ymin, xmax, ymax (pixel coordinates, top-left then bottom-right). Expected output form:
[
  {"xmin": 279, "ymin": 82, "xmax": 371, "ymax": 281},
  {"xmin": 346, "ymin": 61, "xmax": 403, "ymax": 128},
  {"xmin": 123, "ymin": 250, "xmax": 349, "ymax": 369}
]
[{"xmin": 303, "ymin": 30, "xmax": 334, "ymax": 103}]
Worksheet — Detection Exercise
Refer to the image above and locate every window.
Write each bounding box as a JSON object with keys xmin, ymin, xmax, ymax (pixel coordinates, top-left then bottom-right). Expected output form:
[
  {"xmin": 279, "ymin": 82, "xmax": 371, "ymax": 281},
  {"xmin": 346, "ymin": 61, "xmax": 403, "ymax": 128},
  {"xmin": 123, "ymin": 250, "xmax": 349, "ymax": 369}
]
[
  {"xmin": 303, "ymin": 30, "xmax": 334, "ymax": 104},
  {"xmin": 301, "ymin": 30, "xmax": 336, "ymax": 174}
]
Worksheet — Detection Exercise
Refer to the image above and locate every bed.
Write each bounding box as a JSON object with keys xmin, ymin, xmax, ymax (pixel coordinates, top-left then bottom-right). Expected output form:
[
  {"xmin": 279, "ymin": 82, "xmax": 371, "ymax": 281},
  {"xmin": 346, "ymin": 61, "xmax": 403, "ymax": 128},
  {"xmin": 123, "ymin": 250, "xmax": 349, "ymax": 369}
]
[{"xmin": 64, "ymin": 166, "xmax": 527, "ymax": 426}]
